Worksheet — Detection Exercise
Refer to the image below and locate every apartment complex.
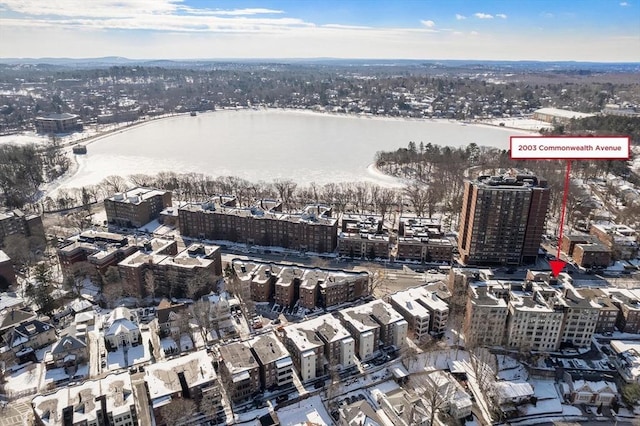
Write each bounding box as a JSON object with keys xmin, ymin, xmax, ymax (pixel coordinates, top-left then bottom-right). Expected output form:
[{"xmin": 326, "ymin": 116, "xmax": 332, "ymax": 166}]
[
  {"xmin": 282, "ymin": 314, "xmax": 355, "ymax": 381},
  {"xmin": 389, "ymin": 286, "xmax": 449, "ymax": 339},
  {"xmin": 179, "ymin": 202, "xmax": 337, "ymax": 253},
  {"xmin": 338, "ymin": 300, "xmax": 407, "ymax": 361},
  {"xmin": 0, "ymin": 209, "xmax": 44, "ymax": 246},
  {"xmin": 32, "ymin": 372, "xmax": 137, "ymax": 426},
  {"xmin": 396, "ymin": 217, "xmax": 455, "ymax": 263},
  {"xmin": 464, "ymin": 273, "xmax": 602, "ymax": 352},
  {"xmin": 458, "ymin": 172, "xmax": 550, "ymax": 265},
  {"xmin": 145, "ymin": 351, "xmax": 222, "ymax": 424},
  {"xmin": 607, "ymin": 289, "xmax": 640, "ymax": 333},
  {"xmin": 232, "ymin": 260, "xmax": 370, "ymax": 309},
  {"xmin": 218, "ymin": 341, "xmax": 261, "ymax": 403},
  {"xmin": 34, "ymin": 112, "xmax": 82, "ymax": 134},
  {"xmin": 0, "ymin": 250, "xmax": 16, "ymax": 288},
  {"xmin": 118, "ymin": 240, "xmax": 222, "ymax": 298},
  {"xmin": 105, "ymin": 187, "xmax": 172, "ymax": 228}
]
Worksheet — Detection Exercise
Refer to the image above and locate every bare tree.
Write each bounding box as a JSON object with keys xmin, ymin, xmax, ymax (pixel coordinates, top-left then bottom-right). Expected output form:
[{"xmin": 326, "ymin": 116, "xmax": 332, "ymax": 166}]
[
  {"xmin": 144, "ymin": 269, "xmax": 157, "ymax": 301},
  {"xmin": 374, "ymin": 187, "xmax": 398, "ymax": 224},
  {"xmin": 273, "ymin": 179, "xmax": 297, "ymax": 210},
  {"xmin": 100, "ymin": 175, "xmax": 129, "ymax": 193},
  {"xmin": 410, "ymin": 372, "xmax": 456, "ymax": 426},
  {"xmin": 191, "ymin": 299, "xmax": 214, "ymax": 344},
  {"xmin": 64, "ymin": 261, "xmax": 95, "ymax": 297}
]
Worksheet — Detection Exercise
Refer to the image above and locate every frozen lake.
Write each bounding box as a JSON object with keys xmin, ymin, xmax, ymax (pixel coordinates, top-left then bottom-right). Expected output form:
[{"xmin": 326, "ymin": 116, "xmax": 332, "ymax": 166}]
[{"xmin": 53, "ymin": 109, "xmax": 530, "ymax": 189}]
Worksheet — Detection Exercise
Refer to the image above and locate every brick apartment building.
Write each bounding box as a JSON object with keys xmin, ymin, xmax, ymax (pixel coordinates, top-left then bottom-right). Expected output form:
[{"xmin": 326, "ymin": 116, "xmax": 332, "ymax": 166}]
[
  {"xmin": 179, "ymin": 202, "xmax": 337, "ymax": 253},
  {"xmin": 589, "ymin": 223, "xmax": 638, "ymax": 260},
  {"xmin": 56, "ymin": 230, "xmax": 137, "ymax": 274},
  {"xmin": 0, "ymin": 209, "xmax": 44, "ymax": 246},
  {"xmin": 458, "ymin": 172, "xmax": 550, "ymax": 265},
  {"xmin": 105, "ymin": 187, "xmax": 172, "ymax": 228},
  {"xmin": 249, "ymin": 332, "xmax": 294, "ymax": 390},
  {"xmin": 396, "ymin": 217, "xmax": 455, "ymax": 263},
  {"xmin": 338, "ymin": 215, "xmax": 390, "ymax": 259},
  {"xmin": 218, "ymin": 341, "xmax": 261, "ymax": 403},
  {"xmin": 0, "ymin": 250, "xmax": 16, "ymax": 289},
  {"xmin": 233, "ymin": 260, "xmax": 370, "ymax": 309},
  {"xmin": 118, "ymin": 240, "xmax": 222, "ymax": 297}
]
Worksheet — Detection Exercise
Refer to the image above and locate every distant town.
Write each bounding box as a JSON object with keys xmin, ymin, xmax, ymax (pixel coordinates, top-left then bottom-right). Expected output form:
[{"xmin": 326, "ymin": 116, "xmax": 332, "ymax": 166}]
[{"xmin": 0, "ymin": 60, "xmax": 639, "ymax": 426}]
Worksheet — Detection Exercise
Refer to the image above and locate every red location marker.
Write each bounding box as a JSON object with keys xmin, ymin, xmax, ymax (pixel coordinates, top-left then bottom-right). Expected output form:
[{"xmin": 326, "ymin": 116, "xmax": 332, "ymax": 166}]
[{"xmin": 549, "ymin": 259, "xmax": 567, "ymax": 277}]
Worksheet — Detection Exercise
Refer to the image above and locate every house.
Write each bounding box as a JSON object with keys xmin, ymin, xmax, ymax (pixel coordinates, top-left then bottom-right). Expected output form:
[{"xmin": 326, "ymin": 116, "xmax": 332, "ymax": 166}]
[
  {"xmin": 339, "ymin": 399, "xmax": 387, "ymax": 426},
  {"xmin": 492, "ymin": 381, "xmax": 535, "ymax": 405},
  {"xmin": 610, "ymin": 340, "xmax": 640, "ymax": 383},
  {"xmin": 567, "ymin": 379, "xmax": 618, "ymax": 406},
  {"xmin": 48, "ymin": 335, "xmax": 88, "ymax": 369},
  {"xmin": 156, "ymin": 299, "xmax": 188, "ymax": 338},
  {"xmin": 104, "ymin": 307, "xmax": 140, "ymax": 349},
  {"xmin": 372, "ymin": 387, "xmax": 429, "ymax": 426},
  {"xmin": 8, "ymin": 319, "xmax": 57, "ymax": 354},
  {"xmin": 0, "ymin": 308, "xmax": 36, "ymax": 344}
]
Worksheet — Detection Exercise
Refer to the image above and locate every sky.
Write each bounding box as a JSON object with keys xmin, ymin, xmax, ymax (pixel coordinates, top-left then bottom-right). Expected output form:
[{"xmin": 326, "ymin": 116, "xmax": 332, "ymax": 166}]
[{"xmin": 0, "ymin": 0, "xmax": 639, "ymax": 61}]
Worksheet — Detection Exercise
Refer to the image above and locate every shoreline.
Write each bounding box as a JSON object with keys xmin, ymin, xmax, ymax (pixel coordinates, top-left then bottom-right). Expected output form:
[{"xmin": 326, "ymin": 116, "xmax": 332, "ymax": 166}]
[{"xmin": 5, "ymin": 108, "xmax": 540, "ymax": 200}]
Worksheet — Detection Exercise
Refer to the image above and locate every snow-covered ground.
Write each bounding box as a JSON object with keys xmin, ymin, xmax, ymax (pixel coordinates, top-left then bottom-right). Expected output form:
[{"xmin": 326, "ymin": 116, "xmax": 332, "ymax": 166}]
[
  {"xmin": 4, "ymin": 362, "xmax": 42, "ymax": 396},
  {"xmin": 481, "ymin": 118, "xmax": 553, "ymax": 131}
]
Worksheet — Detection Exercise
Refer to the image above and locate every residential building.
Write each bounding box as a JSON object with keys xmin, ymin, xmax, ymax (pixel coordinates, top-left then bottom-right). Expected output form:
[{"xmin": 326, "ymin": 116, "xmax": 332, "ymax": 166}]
[
  {"xmin": 47, "ymin": 335, "xmax": 88, "ymax": 369},
  {"xmin": 0, "ymin": 209, "xmax": 44, "ymax": 246},
  {"xmin": 34, "ymin": 112, "xmax": 82, "ymax": 133},
  {"xmin": 0, "ymin": 308, "xmax": 36, "ymax": 344},
  {"xmin": 389, "ymin": 286, "xmax": 449, "ymax": 338},
  {"xmin": 416, "ymin": 371, "xmax": 473, "ymax": 420},
  {"xmin": 338, "ymin": 215, "xmax": 390, "ymax": 259},
  {"xmin": 105, "ymin": 187, "xmax": 172, "ymax": 228},
  {"xmin": 218, "ymin": 341, "xmax": 261, "ymax": 403},
  {"xmin": 339, "ymin": 399, "xmax": 388, "ymax": 426},
  {"xmin": 103, "ymin": 307, "xmax": 140, "ymax": 349},
  {"xmin": 558, "ymin": 287, "xmax": 600, "ymax": 348},
  {"xmin": 282, "ymin": 314, "xmax": 355, "ymax": 381},
  {"xmin": 8, "ymin": 319, "xmax": 57, "ymax": 354},
  {"xmin": 396, "ymin": 217, "xmax": 454, "ymax": 263},
  {"xmin": 458, "ymin": 172, "xmax": 550, "ymax": 265},
  {"xmin": 532, "ymin": 107, "xmax": 595, "ymax": 124},
  {"xmin": 560, "ymin": 234, "xmax": 601, "ymax": 257},
  {"xmin": 492, "ymin": 381, "xmax": 535, "ymax": 405},
  {"xmin": 156, "ymin": 299, "xmax": 188, "ymax": 338},
  {"xmin": 56, "ymin": 231, "xmax": 136, "ymax": 274},
  {"xmin": 566, "ymin": 379, "xmax": 618, "ymax": 406},
  {"xmin": 506, "ymin": 289, "xmax": 564, "ymax": 352},
  {"xmin": 339, "ymin": 300, "xmax": 407, "ymax": 360},
  {"xmin": 372, "ymin": 387, "xmax": 429, "ymax": 426},
  {"xmin": 232, "ymin": 260, "xmax": 369, "ymax": 309},
  {"xmin": 577, "ymin": 288, "xmax": 619, "ymax": 334},
  {"xmin": 572, "ymin": 243, "xmax": 611, "ymax": 268},
  {"xmin": 610, "ymin": 340, "xmax": 640, "ymax": 383},
  {"xmin": 608, "ymin": 289, "xmax": 640, "ymax": 333},
  {"xmin": 118, "ymin": 241, "xmax": 222, "ymax": 298},
  {"xmin": 590, "ymin": 223, "xmax": 638, "ymax": 260},
  {"xmin": 144, "ymin": 350, "xmax": 222, "ymax": 424},
  {"xmin": 178, "ymin": 202, "xmax": 338, "ymax": 253},
  {"xmin": 32, "ymin": 372, "xmax": 137, "ymax": 426},
  {"xmin": 249, "ymin": 332, "xmax": 294, "ymax": 390},
  {"xmin": 0, "ymin": 250, "xmax": 16, "ymax": 289},
  {"xmin": 465, "ymin": 285, "xmax": 509, "ymax": 347}
]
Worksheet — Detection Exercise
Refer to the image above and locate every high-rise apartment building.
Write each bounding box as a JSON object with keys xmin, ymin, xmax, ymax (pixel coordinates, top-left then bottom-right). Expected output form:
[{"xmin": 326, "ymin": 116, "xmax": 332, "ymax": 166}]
[{"xmin": 458, "ymin": 172, "xmax": 550, "ymax": 265}]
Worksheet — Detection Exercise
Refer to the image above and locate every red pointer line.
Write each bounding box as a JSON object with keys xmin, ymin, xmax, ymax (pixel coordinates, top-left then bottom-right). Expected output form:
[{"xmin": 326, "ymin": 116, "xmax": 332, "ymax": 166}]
[{"xmin": 556, "ymin": 160, "xmax": 572, "ymax": 259}]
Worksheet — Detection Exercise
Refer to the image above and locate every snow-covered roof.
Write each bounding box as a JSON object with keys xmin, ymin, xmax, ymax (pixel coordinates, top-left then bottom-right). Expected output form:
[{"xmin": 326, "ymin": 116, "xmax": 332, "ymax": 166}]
[
  {"xmin": 144, "ymin": 350, "xmax": 217, "ymax": 400},
  {"xmin": 493, "ymin": 381, "xmax": 534, "ymax": 401}
]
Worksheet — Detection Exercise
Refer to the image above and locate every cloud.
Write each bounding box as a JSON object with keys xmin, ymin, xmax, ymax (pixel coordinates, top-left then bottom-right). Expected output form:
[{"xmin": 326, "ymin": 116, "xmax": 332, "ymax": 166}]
[
  {"xmin": 474, "ymin": 13, "xmax": 494, "ymax": 19},
  {"xmin": 620, "ymin": 1, "xmax": 629, "ymax": 5},
  {"xmin": 496, "ymin": 14, "xmax": 507, "ymax": 19},
  {"xmin": 541, "ymin": 12, "xmax": 554, "ymax": 18},
  {"xmin": 420, "ymin": 20, "xmax": 435, "ymax": 28},
  {"xmin": 455, "ymin": 14, "xmax": 466, "ymax": 20}
]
